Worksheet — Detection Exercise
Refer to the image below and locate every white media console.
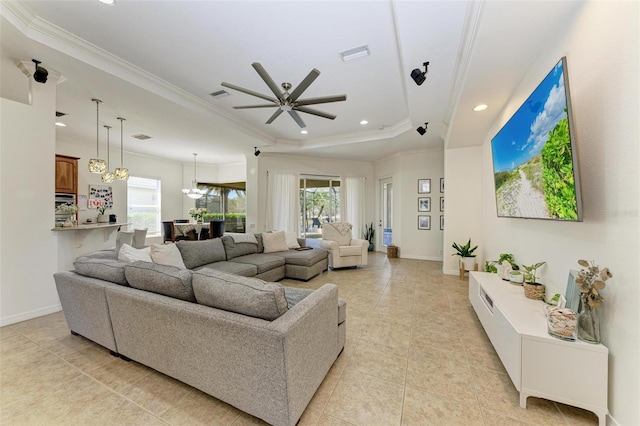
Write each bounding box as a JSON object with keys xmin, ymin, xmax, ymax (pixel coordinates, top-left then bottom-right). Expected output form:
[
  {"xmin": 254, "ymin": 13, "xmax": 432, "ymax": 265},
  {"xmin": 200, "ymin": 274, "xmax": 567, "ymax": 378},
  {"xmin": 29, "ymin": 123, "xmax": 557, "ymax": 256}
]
[{"xmin": 469, "ymin": 271, "xmax": 608, "ymax": 425}]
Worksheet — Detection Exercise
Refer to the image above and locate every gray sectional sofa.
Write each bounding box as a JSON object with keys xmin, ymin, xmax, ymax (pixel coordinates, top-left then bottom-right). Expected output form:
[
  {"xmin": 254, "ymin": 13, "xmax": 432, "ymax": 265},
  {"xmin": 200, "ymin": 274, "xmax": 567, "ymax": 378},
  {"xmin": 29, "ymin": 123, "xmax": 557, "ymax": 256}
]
[{"xmin": 53, "ymin": 235, "xmax": 345, "ymax": 426}]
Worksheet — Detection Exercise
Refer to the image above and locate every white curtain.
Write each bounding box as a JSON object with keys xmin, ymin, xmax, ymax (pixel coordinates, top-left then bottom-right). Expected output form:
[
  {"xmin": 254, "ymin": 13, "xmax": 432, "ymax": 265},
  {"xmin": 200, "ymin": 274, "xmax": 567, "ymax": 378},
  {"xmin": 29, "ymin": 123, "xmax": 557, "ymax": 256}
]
[
  {"xmin": 341, "ymin": 176, "xmax": 366, "ymax": 240},
  {"xmin": 266, "ymin": 171, "xmax": 299, "ymax": 233}
]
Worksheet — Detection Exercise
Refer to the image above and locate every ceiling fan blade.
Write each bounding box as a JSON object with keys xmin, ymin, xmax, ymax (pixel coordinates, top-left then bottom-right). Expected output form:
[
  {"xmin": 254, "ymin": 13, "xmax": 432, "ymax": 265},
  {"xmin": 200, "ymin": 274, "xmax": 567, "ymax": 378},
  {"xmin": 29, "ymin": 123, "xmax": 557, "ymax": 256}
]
[
  {"xmin": 221, "ymin": 82, "xmax": 278, "ymax": 103},
  {"xmin": 233, "ymin": 104, "xmax": 278, "ymax": 109},
  {"xmin": 252, "ymin": 63, "xmax": 283, "ymax": 99},
  {"xmin": 266, "ymin": 109, "xmax": 284, "ymax": 124},
  {"xmin": 294, "ymin": 106, "xmax": 337, "ymax": 120},
  {"xmin": 294, "ymin": 94, "xmax": 347, "ymax": 106},
  {"xmin": 288, "ymin": 110, "xmax": 306, "ymax": 128},
  {"xmin": 288, "ymin": 69, "xmax": 320, "ymax": 102}
]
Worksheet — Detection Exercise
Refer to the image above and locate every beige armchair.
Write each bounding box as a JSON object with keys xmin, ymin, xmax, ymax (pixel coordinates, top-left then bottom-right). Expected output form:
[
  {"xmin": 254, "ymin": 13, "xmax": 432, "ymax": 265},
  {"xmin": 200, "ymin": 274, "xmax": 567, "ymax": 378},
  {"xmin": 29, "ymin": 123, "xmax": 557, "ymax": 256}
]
[{"xmin": 320, "ymin": 222, "xmax": 368, "ymax": 269}]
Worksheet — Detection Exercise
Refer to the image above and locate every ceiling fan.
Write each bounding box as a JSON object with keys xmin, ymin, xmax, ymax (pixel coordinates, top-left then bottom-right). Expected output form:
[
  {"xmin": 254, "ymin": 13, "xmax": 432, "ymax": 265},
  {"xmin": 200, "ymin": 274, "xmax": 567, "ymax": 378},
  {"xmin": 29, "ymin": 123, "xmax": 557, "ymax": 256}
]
[{"xmin": 221, "ymin": 63, "xmax": 347, "ymax": 129}]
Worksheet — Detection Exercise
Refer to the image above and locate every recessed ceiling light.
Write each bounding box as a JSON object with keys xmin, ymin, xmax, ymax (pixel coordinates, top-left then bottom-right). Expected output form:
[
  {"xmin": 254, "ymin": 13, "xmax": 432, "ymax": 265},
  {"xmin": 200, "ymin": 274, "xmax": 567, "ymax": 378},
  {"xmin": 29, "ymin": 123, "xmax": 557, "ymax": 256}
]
[
  {"xmin": 98, "ymin": 0, "xmax": 115, "ymax": 5},
  {"xmin": 55, "ymin": 122, "xmax": 66, "ymax": 127},
  {"xmin": 473, "ymin": 104, "xmax": 488, "ymax": 112},
  {"xmin": 300, "ymin": 129, "xmax": 308, "ymax": 135},
  {"xmin": 360, "ymin": 120, "xmax": 368, "ymax": 125}
]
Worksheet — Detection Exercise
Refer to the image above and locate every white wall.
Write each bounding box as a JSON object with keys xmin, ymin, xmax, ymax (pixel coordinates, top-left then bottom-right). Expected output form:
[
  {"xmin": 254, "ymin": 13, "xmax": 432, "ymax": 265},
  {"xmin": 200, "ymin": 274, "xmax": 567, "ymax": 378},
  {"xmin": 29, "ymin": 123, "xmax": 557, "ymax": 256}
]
[
  {"xmin": 375, "ymin": 149, "xmax": 444, "ymax": 260},
  {"xmin": 442, "ymin": 146, "xmax": 483, "ymax": 273},
  {"xmin": 1, "ymin": 76, "xmax": 60, "ymax": 325},
  {"xmin": 448, "ymin": 2, "xmax": 639, "ymax": 423}
]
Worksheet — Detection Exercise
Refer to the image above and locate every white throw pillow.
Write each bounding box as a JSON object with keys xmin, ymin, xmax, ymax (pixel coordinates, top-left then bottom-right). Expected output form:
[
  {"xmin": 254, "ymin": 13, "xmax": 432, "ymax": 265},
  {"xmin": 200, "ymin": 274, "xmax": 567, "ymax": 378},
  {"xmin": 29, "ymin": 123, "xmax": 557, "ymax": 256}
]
[
  {"xmin": 118, "ymin": 244, "xmax": 152, "ymax": 263},
  {"xmin": 262, "ymin": 231, "xmax": 289, "ymax": 253},
  {"xmin": 150, "ymin": 243, "xmax": 186, "ymax": 269},
  {"xmin": 284, "ymin": 232, "xmax": 301, "ymax": 249}
]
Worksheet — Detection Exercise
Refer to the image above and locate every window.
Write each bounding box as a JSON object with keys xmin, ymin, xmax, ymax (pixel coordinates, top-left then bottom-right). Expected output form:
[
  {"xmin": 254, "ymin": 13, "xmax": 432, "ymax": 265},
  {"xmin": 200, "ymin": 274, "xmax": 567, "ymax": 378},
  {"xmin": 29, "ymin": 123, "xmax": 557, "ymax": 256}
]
[
  {"xmin": 127, "ymin": 176, "xmax": 162, "ymax": 236},
  {"xmin": 300, "ymin": 176, "xmax": 340, "ymax": 238},
  {"xmin": 196, "ymin": 182, "xmax": 246, "ymax": 233}
]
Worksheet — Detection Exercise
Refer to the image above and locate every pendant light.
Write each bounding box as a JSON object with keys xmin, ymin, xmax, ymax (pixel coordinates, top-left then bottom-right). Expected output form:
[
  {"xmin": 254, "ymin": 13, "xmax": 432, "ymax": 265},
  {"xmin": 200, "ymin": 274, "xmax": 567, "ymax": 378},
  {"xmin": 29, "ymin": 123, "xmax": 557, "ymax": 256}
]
[
  {"xmin": 101, "ymin": 125, "xmax": 115, "ymax": 183},
  {"xmin": 182, "ymin": 153, "xmax": 205, "ymax": 199},
  {"xmin": 88, "ymin": 99, "xmax": 107, "ymax": 173},
  {"xmin": 114, "ymin": 117, "xmax": 129, "ymax": 180}
]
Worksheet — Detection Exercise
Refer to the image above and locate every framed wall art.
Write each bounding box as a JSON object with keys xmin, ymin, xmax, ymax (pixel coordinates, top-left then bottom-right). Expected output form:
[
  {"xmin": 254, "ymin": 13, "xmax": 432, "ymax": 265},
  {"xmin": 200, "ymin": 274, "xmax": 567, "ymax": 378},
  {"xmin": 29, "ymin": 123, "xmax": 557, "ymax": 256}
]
[
  {"xmin": 440, "ymin": 215, "xmax": 444, "ymax": 230},
  {"xmin": 440, "ymin": 197, "xmax": 445, "ymax": 212},
  {"xmin": 418, "ymin": 197, "xmax": 431, "ymax": 212},
  {"xmin": 440, "ymin": 178, "xmax": 445, "ymax": 193},
  {"xmin": 88, "ymin": 185, "xmax": 113, "ymax": 209},
  {"xmin": 418, "ymin": 215, "xmax": 431, "ymax": 230},
  {"xmin": 418, "ymin": 179, "xmax": 431, "ymax": 194}
]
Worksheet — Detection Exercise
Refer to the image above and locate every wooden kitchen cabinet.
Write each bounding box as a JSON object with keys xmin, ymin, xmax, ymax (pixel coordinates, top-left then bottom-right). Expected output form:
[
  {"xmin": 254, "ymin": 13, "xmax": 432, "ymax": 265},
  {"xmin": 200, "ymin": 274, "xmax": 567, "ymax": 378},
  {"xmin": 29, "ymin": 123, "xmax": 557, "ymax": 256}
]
[{"xmin": 55, "ymin": 155, "xmax": 79, "ymax": 194}]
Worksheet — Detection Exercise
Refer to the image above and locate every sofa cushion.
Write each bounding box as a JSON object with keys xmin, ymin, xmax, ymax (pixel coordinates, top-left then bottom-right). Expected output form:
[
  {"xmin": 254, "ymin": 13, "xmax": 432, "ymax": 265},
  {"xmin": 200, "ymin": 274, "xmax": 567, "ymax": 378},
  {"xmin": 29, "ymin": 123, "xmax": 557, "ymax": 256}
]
[
  {"xmin": 221, "ymin": 236, "xmax": 258, "ymax": 260},
  {"xmin": 73, "ymin": 257, "xmax": 129, "ymax": 286},
  {"xmin": 229, "ymin": 253, "xmax": 286, "ymax": 274},
  {"xmin": 285, "ymin": 232, "xmax": 301, "ymax": 249},
  {"xmin": 338, "ymin": 245, "xmax": 362, "ymax": 257},
  {"xmin": 277, "ymin": 248, "xmax": 328, "ymax": 267},
  {"xmin": 118, "ymin": 244, "xmax": 152, "ymax": 263},
  {"xmin": 283, "ymin": 286, "xmax": 313, "ymax": 309},
  {"xmin": 124, "ymin": 261, "xmax": 195, "ymax": 302},
  {"xmin": 176, "ymin": 238, "xmax": 226, "ymax": 269},
  {"xmin": 194, "ymin": 261, "xmax": 257, "ymax": 277},
  {"xmin": 83, "ymin": 250, "xmax": 118, "ymax": 261},
  {"xmin": 150, "ymin": 244, "xmax": 186, "ymax": 269},
  {"xmin": 262, "ymin": 231, "xmax": 289, "ymax": 253},
  {"xmin": 255, "ymin": 233, "xmax": 264, "ymax": 253},
  {"xmin": 193, "ymin": 269, "xmax": 288, "ymax": 320},
  {"xmin": 338, "ymin": 298, "xmax": 347, "ymax": 324}
]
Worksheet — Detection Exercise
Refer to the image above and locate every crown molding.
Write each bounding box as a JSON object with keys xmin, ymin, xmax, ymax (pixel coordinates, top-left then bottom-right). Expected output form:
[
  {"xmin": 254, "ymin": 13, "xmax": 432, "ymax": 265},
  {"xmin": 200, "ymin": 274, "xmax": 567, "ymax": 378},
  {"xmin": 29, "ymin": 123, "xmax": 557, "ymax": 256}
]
[{"xmin": 1, "ymin": 2, "xmax": 276, "ymax": 145}]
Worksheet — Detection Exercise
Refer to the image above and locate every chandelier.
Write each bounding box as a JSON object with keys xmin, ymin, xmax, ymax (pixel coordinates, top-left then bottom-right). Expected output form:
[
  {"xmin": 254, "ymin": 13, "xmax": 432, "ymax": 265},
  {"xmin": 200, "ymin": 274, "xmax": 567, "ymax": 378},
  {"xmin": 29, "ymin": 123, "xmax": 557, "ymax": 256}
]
[
  {"xmin": 88, "ymin": 99, "xmax": 106, "ymax": 173},
  {"xmin": 182, "ymin": 153, "xmax": 205, "ymax": 199}
]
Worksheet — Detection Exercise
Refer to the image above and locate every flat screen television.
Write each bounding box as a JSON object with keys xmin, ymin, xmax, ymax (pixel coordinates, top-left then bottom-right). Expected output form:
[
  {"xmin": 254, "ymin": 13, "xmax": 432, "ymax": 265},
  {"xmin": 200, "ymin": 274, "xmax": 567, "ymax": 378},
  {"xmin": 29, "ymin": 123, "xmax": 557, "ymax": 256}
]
[{"xmin": 491, "ymin": 57, "xmax": 582, "ymax": 221}]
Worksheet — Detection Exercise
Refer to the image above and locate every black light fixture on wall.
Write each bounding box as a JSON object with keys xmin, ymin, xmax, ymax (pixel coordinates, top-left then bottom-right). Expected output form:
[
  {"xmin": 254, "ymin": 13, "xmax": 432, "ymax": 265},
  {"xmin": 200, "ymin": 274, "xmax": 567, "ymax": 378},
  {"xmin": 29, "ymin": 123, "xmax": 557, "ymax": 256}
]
[
  {"xmin": 416, "ymin": 122, "xmax": 429, "ymax": 136},
  {"xmin": 410, "ymin": 61, "xmax": 430, "ymax": 86},
  {"xmin": 254, "ymin": 147, "xmax": 261, "ymax": 157},
  {"xmin": 32, "ymin": 59, "xmax": 48, "ymax": 83}
]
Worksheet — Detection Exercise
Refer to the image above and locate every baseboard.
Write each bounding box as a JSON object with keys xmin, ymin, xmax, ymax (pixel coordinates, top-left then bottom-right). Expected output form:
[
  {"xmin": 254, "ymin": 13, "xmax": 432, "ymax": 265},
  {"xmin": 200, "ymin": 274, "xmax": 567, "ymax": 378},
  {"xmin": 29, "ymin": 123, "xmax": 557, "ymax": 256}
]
[
  {"xmin": 443, "ymin": 268, "xmax": 460, "ymax": 275},
  {"xmin": 394, "ymin": 254, "xmax": 443, "ymax": 261},
  {"xmin": 0, "ymin": 304, "xmax": 62, "ymax": 327}
]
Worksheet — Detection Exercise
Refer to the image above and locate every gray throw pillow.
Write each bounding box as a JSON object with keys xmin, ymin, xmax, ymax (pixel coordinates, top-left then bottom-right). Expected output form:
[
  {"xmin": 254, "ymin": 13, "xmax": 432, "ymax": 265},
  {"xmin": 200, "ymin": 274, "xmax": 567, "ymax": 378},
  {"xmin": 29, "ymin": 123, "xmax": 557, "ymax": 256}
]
[
  {"xmin": 193, "ymin": 269, "xmax": 288, "ymax": 321},
  {"xmin": 221, "ymin": 236, "xmax": 258, "ymax": 260},
  {"xmin": 73, "ymin": 257, "xmax": 129, "ymax": 286},
  {"xmin": 176, "ymin": 238, "xmax": 226, "ymax": 269},
  {"xmin": 283, "ymin": 286, "xmax": 313, "ymax": 309},
  {"xmin": 124, "ymin": 261, "xmax": 195, "ymax": 302}
]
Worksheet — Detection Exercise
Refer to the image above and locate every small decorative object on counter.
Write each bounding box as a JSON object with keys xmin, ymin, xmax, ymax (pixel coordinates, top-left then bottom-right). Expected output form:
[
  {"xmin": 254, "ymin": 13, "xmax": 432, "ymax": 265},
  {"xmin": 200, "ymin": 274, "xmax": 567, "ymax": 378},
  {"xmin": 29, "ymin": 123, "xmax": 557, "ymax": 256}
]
[
  {"xmin": 522, "ymin": 261, "xmax": 546, "ymax": 300},
  {"xmin": 497, "ymin": 253, "xmax": 519, "ymax": 280},
  {"xmin": 509, "ymin": 270, "xmax": 524, "ymax": 284},
  {"xmin": 575, "ymin": 259, "xmax": 612, "ymax": 344},
  {"xmin": 56, "ymin": 203, "xmax": 78, "ymax": 227},
  {"xmin": 545, "ymin": 307, "xmax": 577, "ymax": 341},
  {"xmin": 97, "ymin": 205, "xmax": 109, "ymax": 223}
]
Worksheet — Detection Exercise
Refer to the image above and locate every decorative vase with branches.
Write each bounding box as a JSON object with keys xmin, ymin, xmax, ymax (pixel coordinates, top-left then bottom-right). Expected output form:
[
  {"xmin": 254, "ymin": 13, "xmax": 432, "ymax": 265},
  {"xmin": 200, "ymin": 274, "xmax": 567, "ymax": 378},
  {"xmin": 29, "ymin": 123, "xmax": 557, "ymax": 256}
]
[{"xmin": 575, "ymin": 259, "xmax": 612, "ymax": 344}]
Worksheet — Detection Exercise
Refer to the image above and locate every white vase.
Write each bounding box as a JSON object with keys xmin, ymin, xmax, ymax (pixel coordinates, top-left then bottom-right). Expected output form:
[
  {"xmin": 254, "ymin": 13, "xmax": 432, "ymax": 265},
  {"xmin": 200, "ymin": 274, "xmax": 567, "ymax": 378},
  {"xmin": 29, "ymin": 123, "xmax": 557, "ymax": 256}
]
[
  {"xmin": 462, "ymin": 257, "xmax": 476, "ymax": 271},
  {"xmin": 97, "ymin": 214, "xmax": 109, "ymax": 223}
]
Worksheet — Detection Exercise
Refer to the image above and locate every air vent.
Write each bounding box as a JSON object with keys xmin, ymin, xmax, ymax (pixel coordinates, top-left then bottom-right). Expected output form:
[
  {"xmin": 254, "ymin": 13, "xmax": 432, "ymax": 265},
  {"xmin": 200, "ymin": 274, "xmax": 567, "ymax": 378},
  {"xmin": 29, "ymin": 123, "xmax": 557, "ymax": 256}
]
[
  {"xmin": 132, "ymin": 134, "xmax": 152, "ymax": 140},
  {"xmin": 55, "ymin": 111, "xmax": 67, "ymax": 117},
  {"xmin": 339, "ymin": 44, "xmax": 370, "ymax": 62},
  {"xmin": 210, "ymin": 90, "xmax": 230, "ymax": 99}
]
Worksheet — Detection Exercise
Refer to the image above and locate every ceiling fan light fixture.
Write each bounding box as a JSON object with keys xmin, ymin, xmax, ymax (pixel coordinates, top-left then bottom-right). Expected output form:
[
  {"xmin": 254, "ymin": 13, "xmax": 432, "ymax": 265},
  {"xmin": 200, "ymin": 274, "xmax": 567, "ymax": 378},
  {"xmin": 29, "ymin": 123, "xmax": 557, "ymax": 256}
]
[{"xmin": 339, "ymin": 45, "xmax": 370, "ymax": 62}]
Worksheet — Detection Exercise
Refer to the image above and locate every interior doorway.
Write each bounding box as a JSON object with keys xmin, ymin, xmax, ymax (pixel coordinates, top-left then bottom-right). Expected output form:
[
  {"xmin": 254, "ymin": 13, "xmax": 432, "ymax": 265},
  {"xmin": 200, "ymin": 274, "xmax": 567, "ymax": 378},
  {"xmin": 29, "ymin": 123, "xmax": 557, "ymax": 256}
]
[{"xmin": 379, "ymin": 177, "xmax": 393, "ymax": 248}]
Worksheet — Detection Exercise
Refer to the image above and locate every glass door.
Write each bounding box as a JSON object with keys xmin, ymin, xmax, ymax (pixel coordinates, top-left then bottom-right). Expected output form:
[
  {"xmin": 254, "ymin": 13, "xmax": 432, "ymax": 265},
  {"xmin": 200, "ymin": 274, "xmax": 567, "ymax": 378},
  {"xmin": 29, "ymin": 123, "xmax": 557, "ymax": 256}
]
[
  {"xmin": 300, "ymin": 176, "xmax": 341, "ymax": 239},
  {"xmin": 380, "ymin": 178, "xmax": 393, "ymax": 247}
]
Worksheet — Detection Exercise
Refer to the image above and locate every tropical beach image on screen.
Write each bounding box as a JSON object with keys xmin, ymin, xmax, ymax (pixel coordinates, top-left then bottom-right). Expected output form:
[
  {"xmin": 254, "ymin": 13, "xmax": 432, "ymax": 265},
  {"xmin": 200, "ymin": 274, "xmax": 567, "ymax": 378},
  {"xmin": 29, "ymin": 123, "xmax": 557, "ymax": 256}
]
[{"xmin": 491, "ymin": 58, "xmax": 580, "ymax": 220}]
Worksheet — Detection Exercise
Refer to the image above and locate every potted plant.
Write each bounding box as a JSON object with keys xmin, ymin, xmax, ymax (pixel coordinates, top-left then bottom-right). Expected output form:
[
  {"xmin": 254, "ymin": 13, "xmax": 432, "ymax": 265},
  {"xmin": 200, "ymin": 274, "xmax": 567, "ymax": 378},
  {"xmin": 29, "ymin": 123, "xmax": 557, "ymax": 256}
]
[
  {"xmin": 362, "ymin": 222, "xmax": 375, "ymax": 251},
  {"xmin": 451, "ymin": 238, "xmax": 478, "ymax": 271},
  {"xmin": 521, "ymin": 261, "xmax": 546, "ymax": 300},
  {"xmin": 484, "ymin": 260, "xmax": 498, "ymax": 273},
  {"xmin": 97, "ymin": 205, "xmax": 109, "ymax": 223},
  {"xmin": 497, "ymin": 253, "xmax": 519, "ymax": 280},
  {"xmin": 189, "ymin": 207, "xmax": 207, "ymax": 223}
]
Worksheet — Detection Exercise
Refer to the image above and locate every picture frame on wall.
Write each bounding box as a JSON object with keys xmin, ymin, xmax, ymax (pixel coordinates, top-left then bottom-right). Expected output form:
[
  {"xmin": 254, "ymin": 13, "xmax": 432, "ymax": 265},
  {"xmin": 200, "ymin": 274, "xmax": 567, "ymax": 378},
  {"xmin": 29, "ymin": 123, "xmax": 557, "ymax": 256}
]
[
  {"xmin": 418, "ymin": 215, "xmax": 431, "ymax": 230},
  {"xmin": 418, "ymin": 197, "xmax": 431, "ymax": 212},
  {"xmin": 440, "ymin": 197, "xmax": 445, "ymax": 212},
  {"xmin": 440, "ymin": 215, "xmax": 444, "ymax": 230},
  {"xmin": 440, "ymin": 178, "xmax": 445, "ymax": 193},
  {"xmin": 418, "ymin": 179, "xmax": 431, "ymax": 194}
]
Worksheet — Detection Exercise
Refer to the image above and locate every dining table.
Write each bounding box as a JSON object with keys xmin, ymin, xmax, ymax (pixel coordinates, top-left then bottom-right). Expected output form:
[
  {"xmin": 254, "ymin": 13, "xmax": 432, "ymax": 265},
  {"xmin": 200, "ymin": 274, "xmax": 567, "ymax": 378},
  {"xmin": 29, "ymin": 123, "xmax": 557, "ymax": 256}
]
[{"xmin": 174, "ymin": 222, "xmax": 205, "ymax": 240}]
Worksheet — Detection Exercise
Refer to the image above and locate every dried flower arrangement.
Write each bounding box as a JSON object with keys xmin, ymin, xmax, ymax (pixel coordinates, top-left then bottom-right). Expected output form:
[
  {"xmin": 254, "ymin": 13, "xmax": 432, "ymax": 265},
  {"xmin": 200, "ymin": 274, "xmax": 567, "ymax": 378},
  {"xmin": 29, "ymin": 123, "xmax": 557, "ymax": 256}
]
[{"xmin": 575, "ymin": 259, "xmax": 612, "ymax": 309}]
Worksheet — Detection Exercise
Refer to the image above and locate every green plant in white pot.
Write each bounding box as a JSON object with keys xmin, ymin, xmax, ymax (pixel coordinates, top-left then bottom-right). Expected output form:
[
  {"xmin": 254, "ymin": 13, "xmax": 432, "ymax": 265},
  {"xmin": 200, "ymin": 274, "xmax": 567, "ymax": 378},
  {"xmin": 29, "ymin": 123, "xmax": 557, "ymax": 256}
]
[
  {"xmin": 362, "ymin": 222, "xmax": 375, "ymax": 252},
  {"xmin": 452, "ymin": 239, "xmax": 478, "ymax": 271}
]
